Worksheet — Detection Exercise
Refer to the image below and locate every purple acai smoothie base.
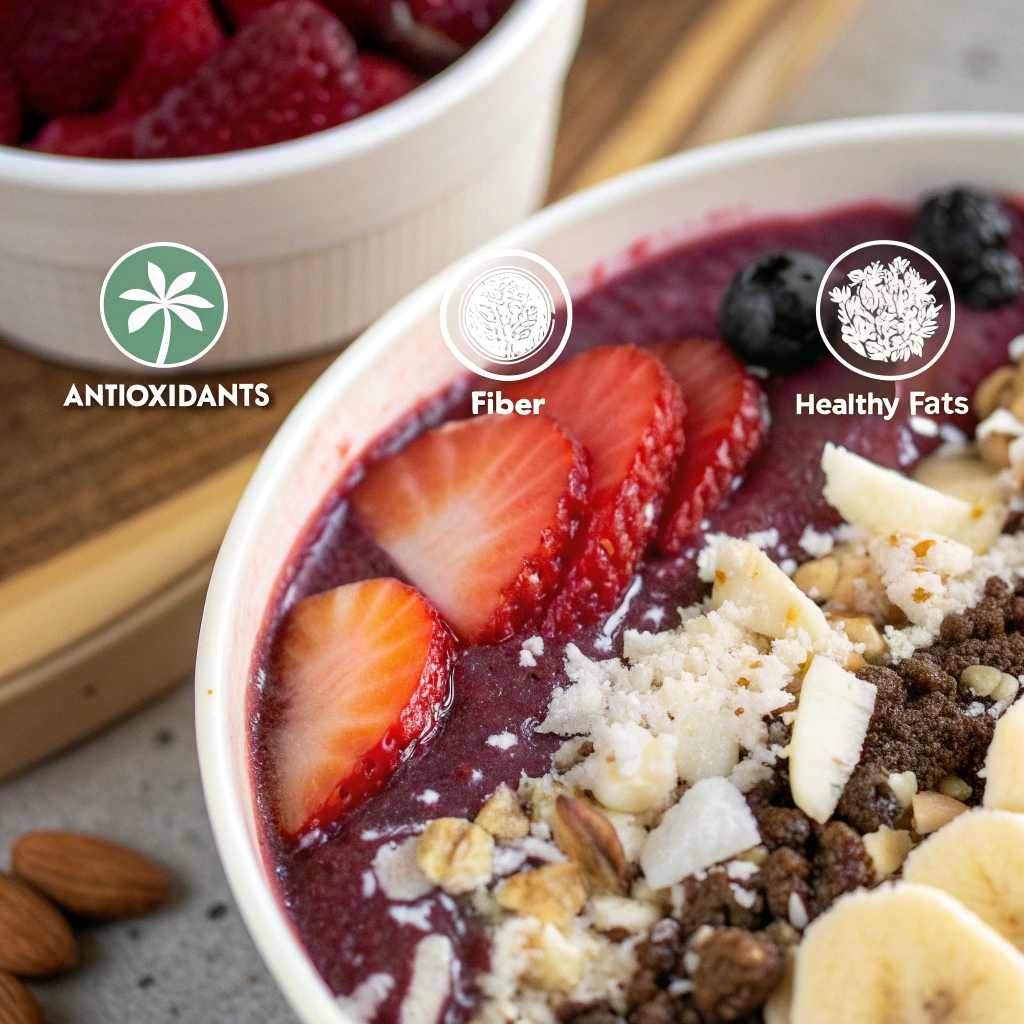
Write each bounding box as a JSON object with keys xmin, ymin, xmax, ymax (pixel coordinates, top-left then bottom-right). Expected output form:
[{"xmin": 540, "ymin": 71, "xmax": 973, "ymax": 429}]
[{"xmin": 248, "ymin": 201, "xmax": 1024, "ymax": 1024}]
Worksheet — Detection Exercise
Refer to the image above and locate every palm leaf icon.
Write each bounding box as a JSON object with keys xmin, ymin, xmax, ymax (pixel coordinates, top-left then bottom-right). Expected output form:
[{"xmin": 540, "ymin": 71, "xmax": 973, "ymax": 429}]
[{"xmin": 119, "ymin": 261, "xmax": 214, "ymax": 366}]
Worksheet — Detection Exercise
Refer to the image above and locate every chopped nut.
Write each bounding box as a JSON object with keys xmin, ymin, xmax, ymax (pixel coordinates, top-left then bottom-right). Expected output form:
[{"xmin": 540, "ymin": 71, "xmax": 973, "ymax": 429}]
[
  {"xmin": 520, "ymin": 921, "xmax": 585, "ymax": 991},
  {"xmin": 476, "ymin": 784, "xmax": 530, "ymax": 840},
  {"xmin": 861, "ymin": 826, "xmax": 914, "ymax": 881},
  {"xmin": 827, "ymin": 551, "xmax": 901, "ymax": 623},
  {"xmin": 415, "ymin": 818, "xmax": 494, "ymax": 894},
  {"xmin": 845, "ymin": 650, "xmax": 868, "ymax": 671},
  {"xmin": 887, "ymin": 771, "xmax": 918, "ymax": 809},
  {"xmin": 519, "ymin": 775, "xmax": 570, "ymax": 825},
  {"xmin": 979, "ymin": 430, "xmax": 1013, "ymax": 469},
  {"xmin": 959, "ymin": 664, "xmax": 1003, "ymax": 697},
  {"xmin": 974, "ymin": 365, "xmax": 1018, "ymax": 420},
  {"xmin": 551, "ymin": 795, "xmax": 629, "ymax": 896},
  {"xmin": 938, "ymin": 775, "xmax": 973, "ymax": 801},
  {"xmin": 792, "ymin": 557, "xmax": 839, "ymax": 603},
  {"xmin": 496, "ymin": 862, "xmax": 586, "ymax": 930},
  {"xmin": 992, "ymin": 672, "xmax": 1020, "ymax": 703},
  {"xmin": 733, "ymin": 845, "xmax": 769, "ymax": 868},
  {"xmin": 587, "ymin": 895, "xmax": 660, "ymax": 935},
  {"xmin": 825, "ymin": 613, "xmax": 888, "ymax": 662},
  {"xmin": 911, "ymin": 791, "xmax": 968, "ymax": 835}
]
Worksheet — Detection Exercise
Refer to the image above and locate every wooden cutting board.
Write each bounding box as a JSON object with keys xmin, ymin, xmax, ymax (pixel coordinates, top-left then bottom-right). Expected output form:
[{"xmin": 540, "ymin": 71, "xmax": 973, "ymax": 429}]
[{"xmin": 0, "ymin": 0, "xmax": 863, "ymax": 779}]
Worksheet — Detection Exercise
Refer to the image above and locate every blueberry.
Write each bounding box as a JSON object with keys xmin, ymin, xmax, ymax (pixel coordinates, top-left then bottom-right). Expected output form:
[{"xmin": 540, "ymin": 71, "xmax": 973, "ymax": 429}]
[
  {"xmin": 914, "ymin": 186, "xmax": 1012, "ymax": 273},
  {"xmin": 955, "ymin": 248, "xmax": 1023, "ymax": 309},
  {"xmin": 717, "ymin": 250, "xmax": 830, "ymax": 370}
]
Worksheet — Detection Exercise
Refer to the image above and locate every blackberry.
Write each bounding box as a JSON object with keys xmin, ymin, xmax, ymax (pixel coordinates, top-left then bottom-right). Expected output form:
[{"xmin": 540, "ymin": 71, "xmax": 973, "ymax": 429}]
[
  {"xmin": 956, "ymin": 248, "xmax": 1023, "ymax": 309},
  {"xmin": 914, "ymin": 186, "xmax": 1012, "ymax": 273},
  {"xmin": 717, "ymin": 251, "xmax": 830, "ymax": 370}
]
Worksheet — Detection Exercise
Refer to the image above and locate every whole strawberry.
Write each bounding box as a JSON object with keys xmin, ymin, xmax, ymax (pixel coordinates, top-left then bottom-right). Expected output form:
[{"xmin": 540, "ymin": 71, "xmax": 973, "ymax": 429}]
[
  {"xmin": 0, "ymin": 63, "xmax": 22, "ymax": 146},
  {"xmin": 4, "ymin": 0, "xmax": 177, "ymax": 115},
  {"xmin": 134, "ymin": 0, "xmax": 365, "ymax": 157},
  {"xmin": 32, "ymin": 0, "xmax": 224, "ymax": 158}
]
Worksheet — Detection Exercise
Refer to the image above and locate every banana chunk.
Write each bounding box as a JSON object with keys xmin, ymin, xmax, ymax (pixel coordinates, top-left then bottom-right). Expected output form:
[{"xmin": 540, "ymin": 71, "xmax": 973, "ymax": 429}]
[
  {"xmin": 821, "ymin": 443, "xmax": 1005, "ymax": 554},
  {"xmin": 791, "ymin": 883, "xmax": 1024, "ymax": 1024},
  {"xmin": 984, "ymin": 699, "xmax": 1024, "ymax": 813},
  {"xmin": 789, "ymin": 655, "xmax": 877, "ymax": 824},
  {"xmin": 710, "ymin": 539, "xmax": 830, "ymax": 642},
  {"xmin": 903, "ymin": 809, "xmax": 1024, "ymax": 954}
]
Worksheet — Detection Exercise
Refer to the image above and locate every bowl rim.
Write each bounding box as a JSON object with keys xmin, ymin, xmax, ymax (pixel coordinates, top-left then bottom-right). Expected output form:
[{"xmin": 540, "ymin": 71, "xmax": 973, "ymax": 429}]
[
  {"xmin": 195, "ymin": 110, "xmax": 1024, "ymax": 1024},
  {"xmin": 0, "ymin": 0, "xmax": 560, "ymax": 195}
]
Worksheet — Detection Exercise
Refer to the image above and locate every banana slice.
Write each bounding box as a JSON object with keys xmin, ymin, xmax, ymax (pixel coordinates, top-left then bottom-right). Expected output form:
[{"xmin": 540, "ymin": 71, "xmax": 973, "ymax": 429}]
[
  {"xmin": 789, "ymin": 655, "xmax": 877, "ymax": 824},
  {"xmin": 791, "ymin": 883, "xmax": 1024, "ymax": 1023},
  {"xmin": 984, "ymin": 700, "xmax": 1024, "ymax": 812},
  {"xmin": 903, "ymin": 809, "xmax": 1024, "ymax": 953},
  {"xmin": 821, "ymin": 443, "xmax": 1005, "ymax": 554},
  {"xmin": 710, "ymin": 539, "xmax": 830, "ymax": 642}
]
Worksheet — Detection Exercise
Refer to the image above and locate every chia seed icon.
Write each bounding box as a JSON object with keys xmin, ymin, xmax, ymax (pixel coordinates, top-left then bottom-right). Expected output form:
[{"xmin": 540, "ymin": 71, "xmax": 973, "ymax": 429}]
[
  {"xmin": 101, "ymin": 243, "xmax": 228, "ymax": 368},
  {"xmin": 816, "ymin": 240, "xmax": 955, "ymax": 381}
]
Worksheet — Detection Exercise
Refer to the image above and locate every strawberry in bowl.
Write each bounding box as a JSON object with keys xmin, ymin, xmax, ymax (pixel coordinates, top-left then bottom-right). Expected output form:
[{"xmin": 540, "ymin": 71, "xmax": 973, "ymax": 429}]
[{"xmin": 0, "ymin": 0, "xmax": 510, "ymax": 158}]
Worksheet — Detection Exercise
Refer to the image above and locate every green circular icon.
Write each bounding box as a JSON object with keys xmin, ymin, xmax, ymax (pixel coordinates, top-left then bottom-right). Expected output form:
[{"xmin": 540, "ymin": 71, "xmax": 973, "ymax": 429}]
[{"xmin": 101, "ymin": 243, "xmax": 228, "ymax": 368}]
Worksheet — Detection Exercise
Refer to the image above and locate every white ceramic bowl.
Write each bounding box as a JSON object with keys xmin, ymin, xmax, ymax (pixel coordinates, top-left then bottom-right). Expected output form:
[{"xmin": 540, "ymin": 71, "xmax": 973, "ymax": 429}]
[
  {"xmin": 196, "ymin": 113, "xmax": 1024, "ymax": 1023},
  {"xmin": 0, "ymin": 0, "xmax": 584, "ymax": 371}
]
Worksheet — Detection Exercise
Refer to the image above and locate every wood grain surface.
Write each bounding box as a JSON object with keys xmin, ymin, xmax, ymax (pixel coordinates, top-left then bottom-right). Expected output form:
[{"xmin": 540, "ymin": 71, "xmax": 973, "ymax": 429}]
[{"xmin": 0, "ymin": 0, "xmax": 859, "ymax": 586}]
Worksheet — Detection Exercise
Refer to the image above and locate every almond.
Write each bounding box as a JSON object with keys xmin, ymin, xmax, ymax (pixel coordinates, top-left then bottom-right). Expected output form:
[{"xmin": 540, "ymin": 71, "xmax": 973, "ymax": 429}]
[
  {"xmin": 551, "ymin": 794, "xmax": 629, "ymax": 895},
  {"xmin": 0, "ymin": 971, "xmax": 43, "ymax": 1024},
  {"xmin": 0, "ymin": 873, "xmax": 76, "ymax": 977},
  {"xmin": 12, "ymin": 832, "xmax": 171, "ymax": 920}
]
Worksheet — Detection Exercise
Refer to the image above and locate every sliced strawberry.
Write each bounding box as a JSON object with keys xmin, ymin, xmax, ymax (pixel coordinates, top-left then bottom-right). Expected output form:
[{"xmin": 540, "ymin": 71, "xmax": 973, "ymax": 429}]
[
  {"xmin": 4, "ymin": 0, "xmax": 176, "ymax": 116},
  {"xmin": 31, "ymin": 112, "xmax": 135, "ymax": 157},
  {"xmin": 351, "ymin": 415, "xmax": 589, "ymax": 644},
  {"xmin": 134, "ymin": 0, "xmax": 364, "ymax": 158},
  {"xmin": 506, "ymin": 345, "xmax": 686, "ymax": 633},
  {"xmin": 112, "ymin": 0, "xmax": 225, "ymax": 116},
  {"xmin": 0, "ymin": 62, "xmax": 22, "ymax": 146},
  {"xmin": 357, "ymin": 53, "xmax": 424, "ymax": 112},
  {"xmin": 268, "ymin": 577, "xmax": 455, "ymax": 837},
  {"xmin": 650, "ymin": 339, "xmax": 767, "ymax": 554}
]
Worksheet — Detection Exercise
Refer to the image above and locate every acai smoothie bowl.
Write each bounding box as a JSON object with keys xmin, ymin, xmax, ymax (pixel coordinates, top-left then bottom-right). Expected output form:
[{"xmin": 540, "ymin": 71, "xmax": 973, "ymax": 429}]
[{"xmin": 196, "ymin": 116, "xmax": 1024, "ymax": 1024}]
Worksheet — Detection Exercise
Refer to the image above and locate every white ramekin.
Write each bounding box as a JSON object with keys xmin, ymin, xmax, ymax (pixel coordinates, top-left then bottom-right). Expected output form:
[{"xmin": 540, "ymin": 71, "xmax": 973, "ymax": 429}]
[
  {"xmin": 196, "ymin": 114, "xmax": 1024, "ymax": 1024},
  {"xmin": 0, "ymin": 0, "xmax": 584, "ymax": 371}
]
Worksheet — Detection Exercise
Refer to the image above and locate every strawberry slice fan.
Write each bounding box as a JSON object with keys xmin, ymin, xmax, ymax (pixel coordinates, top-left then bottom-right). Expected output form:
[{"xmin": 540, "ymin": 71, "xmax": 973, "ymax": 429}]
[
  {"xmin": 269, "ymin": 341, "xmax": 766, "ymax": 839},
  {"xmin": 506, "ymin": 345, "xmax": 687, "ymax": 632}
]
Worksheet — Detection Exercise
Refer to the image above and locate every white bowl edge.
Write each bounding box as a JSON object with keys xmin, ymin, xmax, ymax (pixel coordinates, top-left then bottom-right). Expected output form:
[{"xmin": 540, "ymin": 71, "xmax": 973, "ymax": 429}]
[{"xmin": 196, "ymin": 111, "xmax": 1024, "ymax": 1024}]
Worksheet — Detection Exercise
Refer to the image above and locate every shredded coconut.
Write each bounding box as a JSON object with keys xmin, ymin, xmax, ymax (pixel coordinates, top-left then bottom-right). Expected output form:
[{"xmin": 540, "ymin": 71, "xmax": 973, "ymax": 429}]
[
  {"xmin": 487, "ymin": 732, "xmax": 518, "ymax": 751},
  {"xmin": 338, "ymin": 973, "xmax": 395, "ymax": 1024},
  {"xmin": 401, "ymin": 936, "xmax": 453, "ymax": 1024},
  {"xmin": 799, "ymin": 524, "xmax": 835, "ymax": 559},
  {"xmin": 374, "ymin": 838, "xmax": 434, "ymax": 902}
]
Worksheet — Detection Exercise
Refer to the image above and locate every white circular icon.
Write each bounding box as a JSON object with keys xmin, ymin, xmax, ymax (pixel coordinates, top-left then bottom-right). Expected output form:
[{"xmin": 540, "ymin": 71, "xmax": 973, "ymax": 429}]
[
  {"xmin": 815, "ymin": 239, "xmax": 955, "ymax": 381},
  {"xmin": 441, "ymin": 250, "xmax": 572, "ymax": 381}
]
